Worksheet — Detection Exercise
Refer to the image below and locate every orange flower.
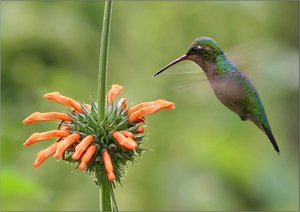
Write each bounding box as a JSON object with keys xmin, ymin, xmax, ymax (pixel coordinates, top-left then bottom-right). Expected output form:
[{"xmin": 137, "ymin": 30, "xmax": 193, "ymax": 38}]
[
  {"xmin": 54, "ymin": 133, "xmax": 81, "ymax": 159},
  {"xmin": 34, "ymin": 143, "xmax": 58, "ymax": 167},
  {"xmin": 72, "ymin": 135, "xmax": 94, "ymax": 160},
  {"xmin": 23, "ymin": 130, "xmax": 70, "ymax": 146},
  {"xmin": 128, "ymin": 99, "xmax": 175, "ymax": 122},
  {"xmin": 107, "ymin": 84, "xmax": 123, "ymax": 104},
  {"xmin": 23, "ymin": 85, "xmax": 175, "ymax": 184},
  {"xmin": 121, "ymin": 130, "xmax": 135, "ymax": 139},
  {"xmin": 136, "ymin": 126, "xmax": 144, "ymax": 134},
  {"xmin": 134, "ymin": 117, "xmax": 145, "ymax": 123},
  {"xmin": 43, "ymin": 92, "xmax": 82, "ymax": 113},
  {"xmin": 112, "ymin": 131, "xmax": 137, "ymax": 150},
  {"xmin": 127, "ymin": 101, "xmax": 156, "ymax": 114},
  {"xmin": 59, "ymin": 125, "xmax": 70, "ymax": 130},
  {"xmin": 23, "ymin": 112, "xmax": 71, "ymax": 124},
  {"xmin": 78, "ymin": 145, "xmax": 97, "ymax": 171},
  {"xmin": 102, "ymin": 150, "xmax": 116, "ymax": 181}
]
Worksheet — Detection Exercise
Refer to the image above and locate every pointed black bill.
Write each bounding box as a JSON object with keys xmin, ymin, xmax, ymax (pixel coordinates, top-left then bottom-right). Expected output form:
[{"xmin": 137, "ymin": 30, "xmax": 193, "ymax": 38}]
[{"xmin": 154, "ymin": 54, "xmax": 187, "ymax": 76}]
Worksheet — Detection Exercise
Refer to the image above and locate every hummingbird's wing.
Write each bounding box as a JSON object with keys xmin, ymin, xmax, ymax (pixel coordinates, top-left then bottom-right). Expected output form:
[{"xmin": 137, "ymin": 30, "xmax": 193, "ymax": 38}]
[
  {"xmin": 226, "ymin": 42, "xmax": 255, "ymax": 73},
  {"xmin": 157, "ymin": 61, "xmax": 209, "ymax": 93},
  {"xmin": 171, "ymin": 71, "xmax": 209, "ymax": 94},
  {"xmin": 173, "ymin": 76, "xmax": 208, "ymax": 94}
]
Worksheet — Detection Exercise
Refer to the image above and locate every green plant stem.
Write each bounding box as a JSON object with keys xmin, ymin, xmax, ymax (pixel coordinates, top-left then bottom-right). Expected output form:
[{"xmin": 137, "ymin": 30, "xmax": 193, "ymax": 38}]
[
  {"xmin": 97, "ymin": 0, "xmax": 113, "ymax": 122},
  {"xmin": 101, "ymin": 180, "xmax": 112, "ymax": 211},
  {"xmin": 97, "ymin": 0, "xmax": 113, "ymax": 211}
]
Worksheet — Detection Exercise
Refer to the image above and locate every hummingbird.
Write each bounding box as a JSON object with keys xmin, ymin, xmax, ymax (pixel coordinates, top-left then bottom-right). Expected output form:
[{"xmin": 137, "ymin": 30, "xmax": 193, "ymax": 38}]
[{"xmin": 154, "ymin": 37, "xmax": 280, "ymax": 154}]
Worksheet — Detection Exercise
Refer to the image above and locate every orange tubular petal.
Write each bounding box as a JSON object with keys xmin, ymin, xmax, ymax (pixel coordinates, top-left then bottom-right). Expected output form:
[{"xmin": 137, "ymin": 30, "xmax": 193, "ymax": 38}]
[
  {"xmin": 23, "ymin": 130, "xmax": 70, "ymax": 146},
  {"xmin": 112, "ymin": 131, "xmax": 137, "ymax": 150},
  {"xmin": 102, "ymin": 150, "xmax": 116, "ymax": 181},
  {"xmin": 23, "ymin": 112, "xmax": 71, "ymax": 124},
  {"xmin": 136, "ymin": 126, "xmax": 144, "ymax": 134},
  {"xmin": 54, "ymin": 133, "xmax": 80, "ymax": 159},
  {"xmin": 122, "ymin": 137, "xmax": 137, "ymax": 150},
  {"xmin": 78, "ymin": 145, "xmax": 97, "ymax": 171},
  {"xmin": 34, "ymin": 143, "xmax": 58, "ymax": 167},
  {"xmin": 127, "ymin": 101, "xmax": 156, "ymax": 114},
  {"xmin": 107, "ymin": 84, "xmax": 123, "ymax": 104},
  {"xmin": 43, "ymin": 92, "xmax": 82, "ymax": 113},
  {"xmin": 59, "ymin": 125, "xmax": 70, "ymax": 130},
  {"xmin": 134, "ymin": 117, "xmax": 145, "ymax": 123},
  {"xmin": 72, "ymin": 135, "xmax": 94, "ymax": 160},
  {"xmin": 128, "ymin": 105, "xmax": 156, "ymax": 122},
  {"xmin": 155, "ymin": 99, "xmax": 176, "ymax": 109},
  {"xmin": 128, "ymin": 100, "xmax": 175, "ymax": 122},
  {"xmin": 122, "ymin": 130, "xmax": 135, "ymax": 139}
]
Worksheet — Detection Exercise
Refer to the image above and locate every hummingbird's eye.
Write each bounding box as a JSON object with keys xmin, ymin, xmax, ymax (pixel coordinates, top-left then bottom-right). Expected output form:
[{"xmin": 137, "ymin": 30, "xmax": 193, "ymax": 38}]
[{"xmin": 190, "ymin": 46, "xmax": 200, "ymax": 54}]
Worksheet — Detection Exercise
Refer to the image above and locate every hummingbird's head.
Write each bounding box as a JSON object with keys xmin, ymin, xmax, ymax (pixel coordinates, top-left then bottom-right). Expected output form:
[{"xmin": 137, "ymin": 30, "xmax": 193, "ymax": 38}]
[
  {"xmin": 187, "ymin": 37, "xmax": 223, "ymax": 62},
  {"xmin": 154, "ymin": 37, "xmax": 223, "ymax": 76}
]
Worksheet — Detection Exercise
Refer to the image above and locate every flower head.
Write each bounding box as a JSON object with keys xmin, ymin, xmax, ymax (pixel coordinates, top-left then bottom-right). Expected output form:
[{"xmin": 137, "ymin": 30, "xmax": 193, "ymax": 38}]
[{"xmin": 23, "ymin": 84, "xmax": 175, "ymax": 185}]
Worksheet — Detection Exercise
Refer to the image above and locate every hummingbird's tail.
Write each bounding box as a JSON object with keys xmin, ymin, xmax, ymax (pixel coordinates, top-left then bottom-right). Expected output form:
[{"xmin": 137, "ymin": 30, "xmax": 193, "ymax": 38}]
[{"xmin": 262, "ymin": 124, "xmax": 280, "ymax": 154}]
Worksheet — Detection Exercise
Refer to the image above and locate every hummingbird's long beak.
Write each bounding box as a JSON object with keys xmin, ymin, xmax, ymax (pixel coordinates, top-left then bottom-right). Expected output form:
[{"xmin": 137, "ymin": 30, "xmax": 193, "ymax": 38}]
[{"xmin": 154, "ymin": 54, "xmax": 187, "ymax": 76}]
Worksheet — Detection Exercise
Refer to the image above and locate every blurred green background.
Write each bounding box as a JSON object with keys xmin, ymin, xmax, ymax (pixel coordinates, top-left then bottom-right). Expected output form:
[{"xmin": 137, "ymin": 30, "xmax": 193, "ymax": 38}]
[{"xmin": 1, "ymin": 1, "xmax": 299, "ymax": 211}]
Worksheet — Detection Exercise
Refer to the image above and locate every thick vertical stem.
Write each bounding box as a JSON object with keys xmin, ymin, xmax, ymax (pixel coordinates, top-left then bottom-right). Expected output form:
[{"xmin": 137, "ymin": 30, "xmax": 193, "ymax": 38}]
[
  {"xmin": 97, "ymin": 0, "xmax": 113, "ymax": 122},
  {"xmin": 101, "ymin": 180, "xmax": 112, "ymax": 211}
]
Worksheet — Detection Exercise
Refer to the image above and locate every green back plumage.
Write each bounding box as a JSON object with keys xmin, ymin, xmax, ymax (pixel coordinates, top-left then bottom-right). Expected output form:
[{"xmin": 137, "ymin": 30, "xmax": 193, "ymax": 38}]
[
  {"xmin": 241, "ymin": 78, "xmax": 270, "ymax": 128},
  {"xmin": 216, "ymin": 54, "xmax": 238, "ymax": 73}
]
